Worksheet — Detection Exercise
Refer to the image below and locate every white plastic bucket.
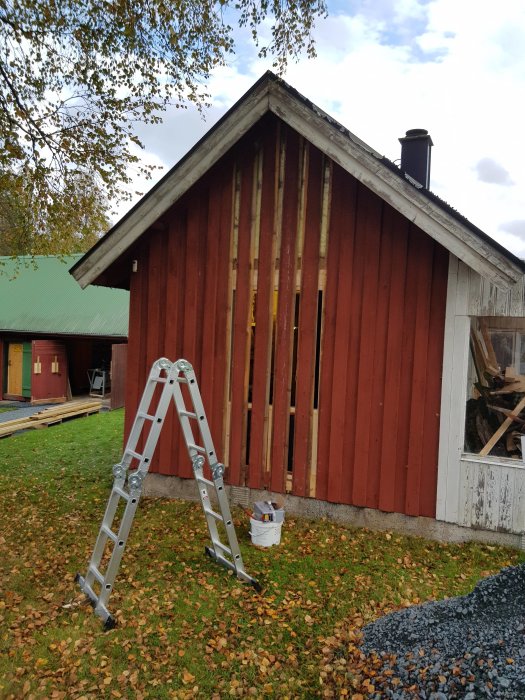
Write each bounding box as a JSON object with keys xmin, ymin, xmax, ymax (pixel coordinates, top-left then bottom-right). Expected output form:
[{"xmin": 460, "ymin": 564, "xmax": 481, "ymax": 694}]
[{"xmin": 249, "ymin": 516, "xmax": 283, "ymax": 547}]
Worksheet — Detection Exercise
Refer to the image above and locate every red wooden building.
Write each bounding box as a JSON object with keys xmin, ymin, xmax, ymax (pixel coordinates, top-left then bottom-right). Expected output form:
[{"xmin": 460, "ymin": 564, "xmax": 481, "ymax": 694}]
[
  {"xmin": 1, "ymin": 255, "xmax": 128, "ymax": 405},
  {"xmin": 72, "ymin": 73, "xmax": 525, "ymax": 539}
]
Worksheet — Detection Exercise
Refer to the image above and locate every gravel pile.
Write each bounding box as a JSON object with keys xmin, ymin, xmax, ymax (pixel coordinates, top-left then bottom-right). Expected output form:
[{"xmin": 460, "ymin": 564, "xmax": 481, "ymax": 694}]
[{"xmin": 360, "ymin": 563, "xmax": 525, "ymax": 698}]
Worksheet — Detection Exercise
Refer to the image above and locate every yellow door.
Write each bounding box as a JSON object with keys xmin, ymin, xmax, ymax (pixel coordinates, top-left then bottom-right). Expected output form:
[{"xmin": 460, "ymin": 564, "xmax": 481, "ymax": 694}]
[{"xmin": 7, "ymin": 343, "xmax": 23, "ymax": 395}]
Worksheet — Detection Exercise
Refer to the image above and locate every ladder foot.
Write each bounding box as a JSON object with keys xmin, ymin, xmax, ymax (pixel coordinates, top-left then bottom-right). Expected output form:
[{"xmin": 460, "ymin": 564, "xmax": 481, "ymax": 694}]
[
  {"xmin": 250, "ymin": 578, "xmax": 263, "ymax": 593},
  {"xmin": 205, "ymin": 546, "xmax": 262, "ymax": 592},
  {"xmin": 103, "ymin": 616, "xmax": 117, "ymax": 632}
]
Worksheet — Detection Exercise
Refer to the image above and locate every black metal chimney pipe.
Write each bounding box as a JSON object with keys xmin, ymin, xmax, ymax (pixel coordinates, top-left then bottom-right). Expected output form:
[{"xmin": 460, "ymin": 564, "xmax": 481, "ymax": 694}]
[{"xmin": 399, "ymin": 129, "xmax": 433, "ymax": 189}]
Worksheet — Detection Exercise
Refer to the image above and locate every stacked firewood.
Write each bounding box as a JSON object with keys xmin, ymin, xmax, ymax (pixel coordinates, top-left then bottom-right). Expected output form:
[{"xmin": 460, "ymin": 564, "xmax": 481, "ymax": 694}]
[{"xmin": 467, "ymin": 320, "xmax": 525, "ymax": 457}]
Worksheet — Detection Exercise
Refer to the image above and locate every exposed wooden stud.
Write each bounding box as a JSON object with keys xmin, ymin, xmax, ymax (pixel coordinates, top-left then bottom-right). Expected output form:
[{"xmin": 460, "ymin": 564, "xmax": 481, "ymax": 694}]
[{"xmin": 479, "ymin": 395, "xmax": 525, "ymax": 456}]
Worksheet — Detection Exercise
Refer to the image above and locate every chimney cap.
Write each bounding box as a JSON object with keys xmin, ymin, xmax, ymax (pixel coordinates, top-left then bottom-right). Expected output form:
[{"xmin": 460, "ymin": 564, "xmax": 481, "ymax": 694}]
[{"xmin": 399, "ymin": 128, "xmax": 433, "ymax": 145}]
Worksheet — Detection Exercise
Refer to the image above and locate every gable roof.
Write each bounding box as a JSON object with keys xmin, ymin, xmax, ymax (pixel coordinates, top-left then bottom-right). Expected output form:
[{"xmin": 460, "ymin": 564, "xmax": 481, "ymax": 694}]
[
  {"xmin": 71, "ymin": 71, "xmax": 525, "ymax": 291},
  {"xmin": 0, "ymin": 255, "xmax": 128, "ymax": 337}
]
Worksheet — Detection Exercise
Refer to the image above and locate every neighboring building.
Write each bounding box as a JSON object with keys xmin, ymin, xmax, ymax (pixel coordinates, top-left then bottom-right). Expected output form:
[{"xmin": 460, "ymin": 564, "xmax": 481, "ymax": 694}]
[
  {"xmin": 0, "ymin": 255, "xmax": 128, "ymax": 405},
  {"xmin": 71, "ymin": 72, "xmax": 525, "ymax": 547}
]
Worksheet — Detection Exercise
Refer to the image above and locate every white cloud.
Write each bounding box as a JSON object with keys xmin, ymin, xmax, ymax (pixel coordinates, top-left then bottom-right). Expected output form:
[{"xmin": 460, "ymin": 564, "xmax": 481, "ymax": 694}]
[{"xmin": 475, "ymin": 158, "xmax": 514, "ymax": 186}]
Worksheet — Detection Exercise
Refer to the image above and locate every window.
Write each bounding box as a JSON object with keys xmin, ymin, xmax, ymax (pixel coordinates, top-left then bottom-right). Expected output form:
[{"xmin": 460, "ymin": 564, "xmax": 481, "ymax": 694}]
[{"xmin": 465, "ymin": 317, "xmax": 525, "ymax": 457}]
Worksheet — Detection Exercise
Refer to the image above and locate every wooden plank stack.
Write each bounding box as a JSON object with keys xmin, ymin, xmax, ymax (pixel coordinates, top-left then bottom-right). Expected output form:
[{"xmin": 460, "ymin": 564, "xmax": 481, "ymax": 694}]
[
  {"xmin": 0, "ymin": 400, "xmax": 103, "ymax": 439},
  {"xmin": 469, "ymin": 320, "xmax": 525, "ymax": 457}
]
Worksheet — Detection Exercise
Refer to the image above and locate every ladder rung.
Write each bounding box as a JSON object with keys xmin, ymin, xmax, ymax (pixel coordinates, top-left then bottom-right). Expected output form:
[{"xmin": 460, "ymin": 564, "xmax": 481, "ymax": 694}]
[
  {"xmin": 179, "ymin": 410, "xmax": 197, "ymax": 419},
  {"xmin": 154, "ymin": 377, "xmax": 167, "ymax": 384},
  {"xmin": 177, "ymin": 377, "xmax": 188, "ymax": 384},
  {"xmin": 211, "ymin": 540, "xmax": 232, "ymax": 556},
  {"xmin": 114, "ymin": 486, "xmax": 130, "ymax": 501},
  {"xmin": 188, "ymin": 444, "xmax": 206, "ymax": 454},
  {"xmin": 89, "ymin": 565, "xmax": 105, "ymax": 585},
  {"xmin": 204, "ymin": 507, "xmax": 223, "ymax": 522},
  {"xmin": 138, "ymin": 412, "xmax": 155, "ymax": 421},
  {"xmin": 196, "ymin": 475, "xmax": 214, "ymax": 487},
  {"xmin": 101, "ymin": 525, "xmax": 118, "ymax": 543},
  {"xmin": 126, "ymin": 450, "xmax": 143, "ymax": 460}
]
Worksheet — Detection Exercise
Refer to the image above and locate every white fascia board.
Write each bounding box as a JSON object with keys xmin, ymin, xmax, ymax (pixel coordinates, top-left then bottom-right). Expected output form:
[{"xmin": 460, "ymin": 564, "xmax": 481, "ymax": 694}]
[
  {"xmin": 72, "ymin": 84, "xmax": 272, "ymax": 288},
  {"xmin": 268, "ymin": 86, "xmax": 523, "ymax": 291}
]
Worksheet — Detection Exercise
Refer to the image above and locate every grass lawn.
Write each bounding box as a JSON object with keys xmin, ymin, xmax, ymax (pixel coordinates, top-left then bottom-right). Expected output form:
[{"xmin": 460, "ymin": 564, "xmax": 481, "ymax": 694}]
[{"xmin": 0, "ymin": 410, "xmax": 523, "ymax": 699}]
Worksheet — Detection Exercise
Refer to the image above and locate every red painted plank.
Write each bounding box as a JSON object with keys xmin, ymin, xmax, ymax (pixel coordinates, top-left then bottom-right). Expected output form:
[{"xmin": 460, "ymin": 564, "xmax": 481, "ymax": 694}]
[
  {"xmin": 350, "ymin": 186, "xmax": 382, "ymax": 506},
  {"xmin": 405, "ymin": 229, "xmax": 434, "ymax": 515},
  {"xmin": 248, "ymin": 127, "xmax": 278, "ymax": 489},
  {"xmin": 179, "ymin": 190, "xmax": 207, "ymax": 478},
  {"xmin": 419, "ymin": 243, "xmax": 449, "ymax": 517},
  {"xmin": 229, "ymin": 158, "xmax": 255, "ymax": 486},
  {"xmin": 270, "ymin": 130, "xmax": 301, "ymax": 493},
  {"xmin": 158, "ymin": 216, "xmax": 186, "ymax": 476},
  {"xmin": 292, "ymin": 145, "xmax": 323, "ymax": 497},
  {"xmin": 365, "ymin": 200, "xmax": 392, "ymax": 509},
  {"xmin": 326, "ymin": 168, "xmax": 357, "ymax": 503},
  {"xmin": 125, "ymin": 242, "xmax": 150, "ymax": 453},
  {"xmin": 337, "ymin": 181, "xmax": 364, "ymax": 506},
  {"xmin": 146, "ymin": 229, "xmax": 167, "ymax": 473},
  {"xmin": 393, "ymin": 227, "xmax": 420, "ymax": 513},
  {"xmin": 378, "ymin": 209, "xmax": 409, "ymax": 512},
  {"xmin": 200, "ymin": 171, "xmax": 222, "ymax": 476}
]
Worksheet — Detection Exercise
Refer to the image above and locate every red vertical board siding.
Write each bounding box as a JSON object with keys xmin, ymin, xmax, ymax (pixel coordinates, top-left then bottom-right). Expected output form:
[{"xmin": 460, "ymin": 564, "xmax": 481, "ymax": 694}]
[
  {"xmin": 270, "ymin": 130, "xmax": 301, "ymax": 493},
  {"xmin": 200, "ymin": 172, "xmax": 223, "ymax": 474},
  {"xmin": 405, "ymin": 230, "xmax": 434, "ymax": 515},
  {"xmin": 419, "ymin": 245, "xmax": 449, "ymax": 517},
  {"xmin": 248, "ymin": 129, "xmax": 278, "ymax": 489},
  {"xmin": 365, "ymin": 200, "xmax": 392, "ymax": 508},
  {"xmin": 378, "ymin": 210, "xmax": 409, "ymax": 512},
  {"xmin": 158, "ymin": 218, "xmax": 186, "ymax": 476},
  {"xmin": 144, "ymin": 230, "xmax": 166, "ymax": 473},
  {"xmin": 351, "ymin": 186, "xmax": 383, "ymax": 506},
  {"xmin": 125, "ymin": 243, "xmax": 148, "ymax": 445},
  {"xmin": 292, "ymin": 147, "xmax": 323, "ymax": 497},
  {"xmin": 315, "ymin": 170, "xmax": 343, "ymax": 501},
  {"xmin": 178, "ymin": 191, "xmax": 207, "ymax": 478},
  {"xmin": 326, "ymin": 168, "xmax": 357, "ymax": 503},
  {"xmin": 393, "ymin": 227, "xmax": 420, "ymax": 513},
  {"xmin": 339, "ymin": 182, "xmax": 366, "ymax": 506},
  {"xmin": 229, "ymin": 158, "xmax": 255, "ymax": 486}
]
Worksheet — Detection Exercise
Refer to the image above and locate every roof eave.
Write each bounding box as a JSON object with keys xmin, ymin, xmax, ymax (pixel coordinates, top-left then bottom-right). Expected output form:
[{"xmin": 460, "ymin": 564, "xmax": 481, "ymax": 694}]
[
  {"xmin": 72, "ymin": 73, "xmax": 523, "ymax": 292},
  {"xmin": 71, "ymin": 79, "xmax": 273, "ymax": 289},
  {"xmin": 267, "ymin": 83, "xmax": 522, "ymax": 291}
]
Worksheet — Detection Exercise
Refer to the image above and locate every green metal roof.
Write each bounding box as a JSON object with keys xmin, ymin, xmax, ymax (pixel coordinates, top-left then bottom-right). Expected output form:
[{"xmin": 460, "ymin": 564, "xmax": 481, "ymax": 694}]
[{"xmin": 0, "ymin": 255, "xmax": 128, "ymax": 337}]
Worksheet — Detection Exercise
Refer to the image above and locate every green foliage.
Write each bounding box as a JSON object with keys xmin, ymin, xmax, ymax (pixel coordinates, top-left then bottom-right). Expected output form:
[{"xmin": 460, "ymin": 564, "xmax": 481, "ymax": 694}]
[
  {"xmin": 0, "ymin": 0, "xmax": 327, "ymax": 256},
  {"xmin": 0, "ymin": 410, "xmax": 522, "ymax": 697},
  {"xmin": 0, "ymin": 170, "xmax": 109, "ymax": 256}
]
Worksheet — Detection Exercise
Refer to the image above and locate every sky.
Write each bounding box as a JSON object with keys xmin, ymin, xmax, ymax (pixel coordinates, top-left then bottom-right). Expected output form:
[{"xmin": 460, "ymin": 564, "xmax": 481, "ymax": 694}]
[{"xmin": 122, "ymin": 0, "xmax": 525, "ymax": 257}]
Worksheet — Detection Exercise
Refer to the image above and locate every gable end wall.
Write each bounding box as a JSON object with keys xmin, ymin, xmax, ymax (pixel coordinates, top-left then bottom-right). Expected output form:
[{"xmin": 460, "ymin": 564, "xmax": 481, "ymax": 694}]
[{"xmin": 125, "ymin": 117, "xmax": 449, "ymax": 518}]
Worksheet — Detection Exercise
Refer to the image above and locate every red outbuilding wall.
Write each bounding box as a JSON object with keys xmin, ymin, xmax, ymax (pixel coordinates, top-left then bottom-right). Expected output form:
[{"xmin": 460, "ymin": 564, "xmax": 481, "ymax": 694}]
[
  {"xmin": 31, "ymin": 340, "xmax": 68, "ymax": 403},
  {"xmin": 124, "ymin": 116, "xmax": 448, "ymax": 518}
]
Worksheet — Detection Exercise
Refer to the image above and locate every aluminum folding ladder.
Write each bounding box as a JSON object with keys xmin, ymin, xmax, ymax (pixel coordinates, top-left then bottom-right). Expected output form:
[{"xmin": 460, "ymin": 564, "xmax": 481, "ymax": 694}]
[{"xmin": 76, "ymin": 358, "xmax": 260, "ymax": 629}]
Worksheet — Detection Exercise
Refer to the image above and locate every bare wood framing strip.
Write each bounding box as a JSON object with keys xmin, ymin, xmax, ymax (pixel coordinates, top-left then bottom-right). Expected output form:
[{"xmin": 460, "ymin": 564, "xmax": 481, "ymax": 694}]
[
  {"xmin": 479, "ymin": 394, "xmax": 525, "ymax": 456},
  {"xmin": 248, "ymin": 124, "xmax": 279, "ymax": 489}
]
